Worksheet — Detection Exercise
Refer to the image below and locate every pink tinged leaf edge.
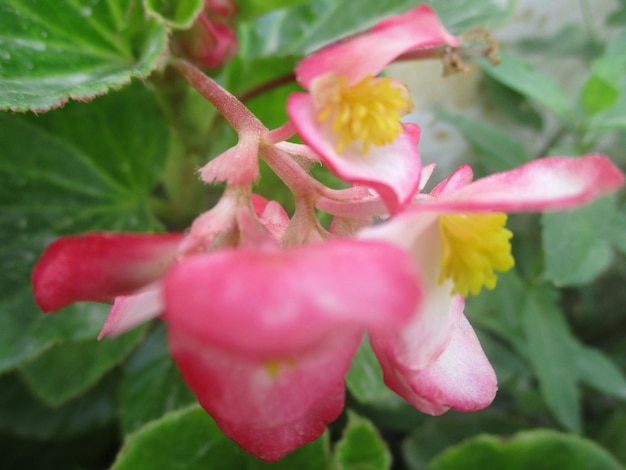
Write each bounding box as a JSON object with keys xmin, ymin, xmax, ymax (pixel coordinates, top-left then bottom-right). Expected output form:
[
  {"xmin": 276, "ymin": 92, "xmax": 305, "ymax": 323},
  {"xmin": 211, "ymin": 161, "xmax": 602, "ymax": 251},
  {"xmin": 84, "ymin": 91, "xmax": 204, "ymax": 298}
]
[
  {"xmin": 168, "ymin": 329, "xmax": 361, "ymax": 462},
  {"xmin": 162, "ymin": 239, "xmax": 422, "ymax": 358},
  {"xmin": 422, "ymin": 155, "xmax": 625, "ymax": 213},
  {"xmin": 32, "ymin": 232, "xmax": 184, "ymax": 312},
  {"xmin": 287, "ymin": 93, "xmax": 421, "ymax": 212},
  {"xmin": 296, "ymin": 4, "xmax": 459, "ymax": 88}
]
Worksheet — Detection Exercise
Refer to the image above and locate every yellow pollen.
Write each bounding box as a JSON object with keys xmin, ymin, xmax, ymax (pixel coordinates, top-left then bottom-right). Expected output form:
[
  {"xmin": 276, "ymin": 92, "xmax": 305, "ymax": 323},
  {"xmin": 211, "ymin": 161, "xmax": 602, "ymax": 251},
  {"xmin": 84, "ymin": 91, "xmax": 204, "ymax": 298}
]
[
  {"xmin": 264, "ymin": 358, "xmax": 297, "ymax": 378},
  {"xmin": 438, "ymin": 213, "xmax": 515, "ymax": 297},
  {"xmin": 317, "ymin": 75, "xmax": 411, "ymax": 154}
]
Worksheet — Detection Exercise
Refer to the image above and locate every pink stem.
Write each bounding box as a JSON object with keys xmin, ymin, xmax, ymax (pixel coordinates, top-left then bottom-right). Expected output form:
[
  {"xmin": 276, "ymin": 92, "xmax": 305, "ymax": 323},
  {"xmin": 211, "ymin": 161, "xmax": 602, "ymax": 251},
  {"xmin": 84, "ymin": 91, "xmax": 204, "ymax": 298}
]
[{"xmin": 173, "ymin": 59, "xmax": 266, "ymax": 135}]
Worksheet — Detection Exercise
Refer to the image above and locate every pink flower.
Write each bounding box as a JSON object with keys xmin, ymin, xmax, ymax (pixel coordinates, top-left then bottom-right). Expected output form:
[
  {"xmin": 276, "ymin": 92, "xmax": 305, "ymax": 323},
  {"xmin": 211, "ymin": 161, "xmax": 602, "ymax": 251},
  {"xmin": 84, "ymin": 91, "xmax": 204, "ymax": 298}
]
[
  {"xmin": 31, "ymin": 200, "xmax": 422, "ymax": 461},
  {"xmin": 360, "ymin": 154, "xmax": 625, "ymax": 415},
  {"xmin": 163, "ymin": 240, "xmax": 421, "ymax": 461},
  {"xmin": 287, "ymin": 5, "xmax": 459, "ymax": 212},
  {"xmin": 179, "ymin": 0, "xmax": 239, "ymax": 69}
]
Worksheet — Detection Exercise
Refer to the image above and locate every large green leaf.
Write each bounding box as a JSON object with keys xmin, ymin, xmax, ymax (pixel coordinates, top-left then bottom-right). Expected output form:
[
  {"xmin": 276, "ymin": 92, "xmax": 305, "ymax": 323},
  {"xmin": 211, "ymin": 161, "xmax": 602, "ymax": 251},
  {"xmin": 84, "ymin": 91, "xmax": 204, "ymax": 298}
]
[
  {"xmin": 0, "ymin": 370, "xmax": 118, "ymax": 439},
  {"xmin": 521, "ymin": 286, "xmax": 581, "ymax": 433},
  {"xmin": 0, "ymin": 0, "xmax": 168, "ymax": 111},
  {"xmin": 426, "ymin": 429, "xmax": 623, "ymax": 470},
  {"xmin": 0, "ymin": 82, "xmax": 169, "ymax": 372},
  {"xmin": 112, "ymin": 405, "xmax": 330, "ymax": 469},
  {"xmin": 20, "ymin": 327, "xmax": 145, "ymax": 406},
  {"xmin": 119, "ymin": 324, "xmax": 196, "ymax": 434}
]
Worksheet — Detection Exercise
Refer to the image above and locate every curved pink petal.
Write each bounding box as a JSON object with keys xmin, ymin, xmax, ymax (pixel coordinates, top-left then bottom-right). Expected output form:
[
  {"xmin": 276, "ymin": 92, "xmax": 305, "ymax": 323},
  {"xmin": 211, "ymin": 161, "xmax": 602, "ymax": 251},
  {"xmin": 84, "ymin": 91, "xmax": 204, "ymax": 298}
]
[
  {"xmin": 163, "ymin": 240, "xmax": 421, "ymax": 357},
  {"xmin": 296, "ymin": 5, "xmax": 459, "ymax": 88},
  {"xmin": 373, "ymin": 310, "xmax": 497, "ymax": 415},
  {"xmin": 288, "ymin": 93, "xmax": 421, "ymax": 212},
  {"xmin": 430, "ymin": 164, "xmax": 473, "ymax": 196},
  {"xmin": 98, "ymin": 284, "xmax": 164, "ymax": 339},
  {"xmin": 363, "ymin": 208, "xmax": 494, "ymax": 415},
  {"xmin": 420, "ymin": 155, "xmax": 625, "ymax": 212},
  {"xmin": 32, "ymin": 232, "xmax": 183, "ymax": 312},
  {"xmin": 168, "ymin": 329, "xmax": 361, "ymax": 462},
  {"xmin": 361, "ymin": 212, "xmax": 454, "ymax": 368}
]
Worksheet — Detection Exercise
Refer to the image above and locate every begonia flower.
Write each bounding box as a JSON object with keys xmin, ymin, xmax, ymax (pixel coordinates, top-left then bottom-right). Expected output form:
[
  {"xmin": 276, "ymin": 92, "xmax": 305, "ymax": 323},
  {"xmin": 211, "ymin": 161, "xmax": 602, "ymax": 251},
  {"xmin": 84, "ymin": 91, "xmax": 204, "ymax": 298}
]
[
  {"xmin": 31, "ymin": 204, "xmax": 423, "ymax": 462},
  {"xmin": 287, "ymin": 5, "xmax": 459, "ymax": 212},
  {"xmin": 360, "ymin": 154, "xmax": 625, "ymax": 415},
  {"xmin": 163, "ymin": 240, "xmax": 422, "ymax": 461}
]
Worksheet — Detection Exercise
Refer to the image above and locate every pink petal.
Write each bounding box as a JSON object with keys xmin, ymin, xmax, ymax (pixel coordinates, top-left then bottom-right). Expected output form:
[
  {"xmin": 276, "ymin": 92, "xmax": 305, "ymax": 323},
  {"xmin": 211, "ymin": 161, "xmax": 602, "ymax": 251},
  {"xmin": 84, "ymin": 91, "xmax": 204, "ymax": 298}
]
[
  {"xmin": 251, "ymin": 194, "xmax": 290, "ymax": 241},
  {"xmin": 422, "ymin": 155, "xmax": 625, "ymax": 212},
  {"xmin": 430, "ymin": 164, "xmax": 473, "ymax": 196},
  {"xmin": 177, "ymin": 192, "xmax": 239, "ymax": 255},
  {"xmin": 162, "ymin": 240, "xmax": 421, "ymax": 357},
  {"xmin": 98, "ymin": 284, "xmax": 164, "ymax": 339},
  {"xmin": 287, "ymin": 93, "xmax": 421, "ymax": 212},
  {"xmin": 419, "ymin": 163, "xmax": 437, "ymax": 191},
  {"xmin": 374, "ymin": 311, "xmax": 497, "ymax": 415},
  {"xmin": 296, "ymin": 5, "xmax": 459, "ymax": 88},
  {"xmin": 32, "ymin": 232, "xmax": 183, "ymax": 312},
  {"xmin": 168, "ymin": 329, "xmax": 361, "ymax": 462},
  {"xmin": 361, "ymin": 212, "xmax": 455, "ymax": 368}
]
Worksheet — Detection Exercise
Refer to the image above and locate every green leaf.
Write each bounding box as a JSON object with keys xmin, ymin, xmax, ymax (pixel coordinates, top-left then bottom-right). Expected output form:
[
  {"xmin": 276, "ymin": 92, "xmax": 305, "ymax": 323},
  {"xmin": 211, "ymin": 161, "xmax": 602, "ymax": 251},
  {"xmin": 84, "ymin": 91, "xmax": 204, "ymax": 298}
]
[
  {"xmin": 599, "ymin": 409, "xmax": 626, "ymax": 465},
  {"xmin": 119, "ymin": 324, "xmax": 196, "ymax": 433},
  {"xmin": 237, "ymin": 0, "xmax": 312, "ymax": 21},
  {"xmin": 0, "ymin": 0, "xmax": 168, "ymax": 112},
  {"xmin": 0, "ymin": 82, "xmax": 169, "ymax": 372},
  {"xmin": 0, "ymin": 370, "xmax": 118, "ymax": 439},
  {"xmin": 425, "ymin": 429, "xmax": 623, "ymax": 470},
  {"xmin": 581, "ymin": 31, "xmax": 626, "ymax": 116},
  {"xmin": 20, "ymin": 327, "xmax": 145, "ymax": 406},
  {"xmin": 542, "ymin": 195, "xmax": 618, "ymax": 286},
  {"xmin": 435, "ymin": 108, "xmax": 531, "ymax": 172},
  {"xmin": 478, "ymin": 52, "xmax": 573, "ymax": 121},
  {"xmin": 590, "ymin": 95, "xmax": 626, "ymax": 131},
  {"xmin": 346, "ymin": 336, "xmax": 405, "ymax": 407},
  {"xmin": 582, "ymin": 75, "xmax": 620, "ymax": 115},
  {"xmin": 112, "ymin": 405, "xmax": 330, "ymax": 469},
  {"xmin": 521, "ymin": 286, "xmax": 581, "ymax": 432},
  {"xmin": 574, "ymin": 345, "xmax": 626, "ymax": 400},
  {"xmin": 402, "ymin": 410, "xmax": 525, "ymax": 470},
  {"xmin": 332, "ymin": 412, "xmax": 392, "ymax": 470},
  {"xmin": 466, "ymin": 270, "xmax": 526, "ymax": 354},
  {"xmin": 145, "ymin": 0, "xmax": 204, "ymax": 29}
]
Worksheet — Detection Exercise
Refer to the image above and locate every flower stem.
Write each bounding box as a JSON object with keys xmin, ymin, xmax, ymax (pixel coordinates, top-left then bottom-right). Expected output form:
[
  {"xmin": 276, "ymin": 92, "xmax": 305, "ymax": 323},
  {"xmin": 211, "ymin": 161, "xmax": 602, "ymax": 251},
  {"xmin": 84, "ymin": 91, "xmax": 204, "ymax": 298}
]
[{"xmin": 172, "ymin": 59, "xmax": 266, "ymax": 134}]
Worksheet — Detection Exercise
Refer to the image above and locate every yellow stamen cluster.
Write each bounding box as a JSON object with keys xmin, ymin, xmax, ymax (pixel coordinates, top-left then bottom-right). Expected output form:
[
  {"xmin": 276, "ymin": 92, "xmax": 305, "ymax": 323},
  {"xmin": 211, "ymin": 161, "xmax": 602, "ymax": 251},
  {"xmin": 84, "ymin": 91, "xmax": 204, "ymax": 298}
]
[
  {"xmin": 438, "ymin": 213, "xmax": 515, "ymax": 297},
  {"xmin": 317, "ymin": 75, "xmax": 411, "ymax": 154}
]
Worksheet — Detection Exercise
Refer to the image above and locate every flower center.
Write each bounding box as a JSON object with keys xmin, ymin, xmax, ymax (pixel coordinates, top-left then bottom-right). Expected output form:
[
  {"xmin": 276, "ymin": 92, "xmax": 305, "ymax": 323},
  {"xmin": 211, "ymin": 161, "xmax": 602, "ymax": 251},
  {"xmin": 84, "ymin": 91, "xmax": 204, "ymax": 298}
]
[
  {"xmin": 316, "ymin": 75, "xmax": 411, "ymax": 154},
  {"xmin": 438, "ymin": 213, "xmax": 515, "ymax": 297}
]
